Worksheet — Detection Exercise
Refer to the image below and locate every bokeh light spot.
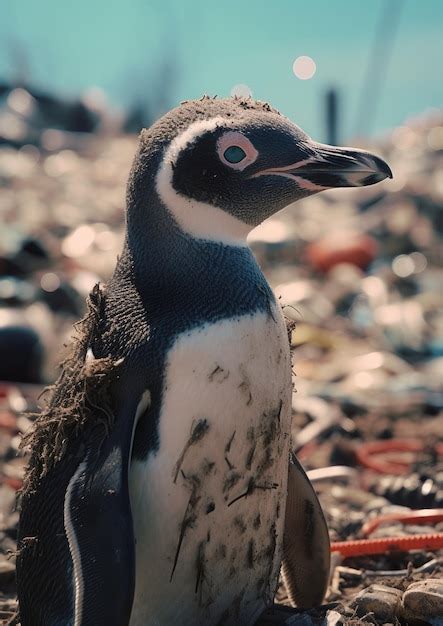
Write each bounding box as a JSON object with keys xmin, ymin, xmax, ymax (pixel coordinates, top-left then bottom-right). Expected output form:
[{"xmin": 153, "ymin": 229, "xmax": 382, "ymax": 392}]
[
  {"xmin": 62, "ymin": 225, "xmax": 95, "ymax": 258},
  {"xmin": 410, "ymin": 251, "xmax": 427, "ymax": 273},
  {"xmin": 40, "ymin": 273, "xmax": 61, "ymax": 292},
  {"xmin": 230, "ymin": 84, "xmax": 252, "ymax": 98},
  {"xmin": 353, "ymin": 371, "xmax": 375, "ymax": 389},
  {"xmin": 7, "ymin": 88, "xmax": 34, "ymax": 116},
  {"xmin": 292, "ymin": 56, "xmax": 316, "ymax": 80},
  {"xmin": 392, "ymin": 254, "xmax": 415, "ymax": 278},
  {"xmin": 427, "ymin": 126, "xmax": 443, "ymax": 150}
]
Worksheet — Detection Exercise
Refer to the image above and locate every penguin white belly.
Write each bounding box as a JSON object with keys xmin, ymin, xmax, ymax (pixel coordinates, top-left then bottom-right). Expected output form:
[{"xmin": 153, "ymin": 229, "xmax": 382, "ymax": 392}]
[{"xmin": 129, "ymin": 305, "xmax": 292, "ymax": 626}]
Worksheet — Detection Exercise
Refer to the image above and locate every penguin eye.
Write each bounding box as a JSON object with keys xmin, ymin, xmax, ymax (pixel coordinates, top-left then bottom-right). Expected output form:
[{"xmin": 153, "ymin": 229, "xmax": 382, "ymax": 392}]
[
  {"xmin": 217, "ymin": 131, "xmax": 259, "ymax": 171},
  {"xmin": 223, "ymin": 146, "xmax": 247, "ymax": 164}
]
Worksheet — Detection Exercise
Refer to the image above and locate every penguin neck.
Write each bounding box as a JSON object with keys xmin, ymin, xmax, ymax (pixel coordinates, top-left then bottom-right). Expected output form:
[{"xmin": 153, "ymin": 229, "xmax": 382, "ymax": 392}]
[
  {"xmin": 119, "ymin": 196, "xmax": 261, "ymax": 306},
  {"xmin": 109, "ymin": 195, "xmax": 276, "ymax": 342}
]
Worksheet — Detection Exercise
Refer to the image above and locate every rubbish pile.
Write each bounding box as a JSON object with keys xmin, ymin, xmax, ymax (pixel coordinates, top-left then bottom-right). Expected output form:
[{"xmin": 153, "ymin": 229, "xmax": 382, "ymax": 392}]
[{"xmin": 0, "ymin": 106, "xmax": 442, "ymax": 624}]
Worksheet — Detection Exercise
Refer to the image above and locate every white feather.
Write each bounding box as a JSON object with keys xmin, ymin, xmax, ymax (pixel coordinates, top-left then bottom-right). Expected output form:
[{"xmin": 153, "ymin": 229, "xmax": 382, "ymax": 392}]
[
  {"xmin": 129, "ymin": 305, "xmax": 291, "ymax": 626},
  {"xmin": 64, "ymin": 460, "xmax": 87, "ymax": 626}
]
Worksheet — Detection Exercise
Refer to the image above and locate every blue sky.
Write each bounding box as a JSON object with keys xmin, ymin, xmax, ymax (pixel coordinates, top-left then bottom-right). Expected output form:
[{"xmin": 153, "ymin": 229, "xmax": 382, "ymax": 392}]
[{"xmin": 1, "ymin": 0, "xmax": 442, "ymax": 140}]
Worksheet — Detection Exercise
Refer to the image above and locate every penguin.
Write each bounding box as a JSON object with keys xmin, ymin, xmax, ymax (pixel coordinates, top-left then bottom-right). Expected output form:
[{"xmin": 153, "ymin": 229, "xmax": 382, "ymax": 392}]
[{"xmin": 16, "ymin": 96, "xmax": 392, "ymax": 626}]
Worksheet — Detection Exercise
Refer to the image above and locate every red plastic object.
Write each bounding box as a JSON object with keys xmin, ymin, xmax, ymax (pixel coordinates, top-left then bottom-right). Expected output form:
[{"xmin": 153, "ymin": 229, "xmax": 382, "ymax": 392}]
[
  {"xmin": 297, "ymin": 441, "xmax": 319, "ymax": 461},
  {"xmin": 305, "ymin": 232, "xmax": 378, "ymax": 273},
  {"xmin": 0, "ymin": 410, "xmax": 17, "ymax": 431},
  {"xmin": 355, "ymin": 439, "xmax": 443, "ymax": 475},
  {"xmin": 362, "ymin": 509, "xmax": 443, "ymax": 537},
  {"xmin": 0, "ymin": 474, "xmax": 23, "ymax": 491},
  {"xmin": 331, "ymin": 533, "xmax": 443, "ymax": 557}
]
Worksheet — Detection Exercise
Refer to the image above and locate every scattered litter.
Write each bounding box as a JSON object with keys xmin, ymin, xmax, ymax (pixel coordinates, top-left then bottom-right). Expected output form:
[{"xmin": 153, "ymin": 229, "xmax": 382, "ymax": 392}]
[{"xmin": 1, "ymin": 97, "xmax": 443, "ymax": 624}]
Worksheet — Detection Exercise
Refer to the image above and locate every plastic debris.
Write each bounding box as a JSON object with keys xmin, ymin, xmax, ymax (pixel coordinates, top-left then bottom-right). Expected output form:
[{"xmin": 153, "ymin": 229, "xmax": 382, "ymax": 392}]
[{"xmin": 1, "ymin": 91, "xmax": 443, "ymax": 624}]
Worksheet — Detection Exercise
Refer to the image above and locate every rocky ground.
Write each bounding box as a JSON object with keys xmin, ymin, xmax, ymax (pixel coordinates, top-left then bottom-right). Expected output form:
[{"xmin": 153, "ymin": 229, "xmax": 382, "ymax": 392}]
[{"xmin": 0, "ymin": 92, "xmax": 442, "ymax": 624}]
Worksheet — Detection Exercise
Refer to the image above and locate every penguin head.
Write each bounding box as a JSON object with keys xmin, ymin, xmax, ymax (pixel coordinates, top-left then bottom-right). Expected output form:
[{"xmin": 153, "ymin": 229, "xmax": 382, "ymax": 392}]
[{"xmin": 129, "ymin": 97, "xmax": 392, "ymax": 243}]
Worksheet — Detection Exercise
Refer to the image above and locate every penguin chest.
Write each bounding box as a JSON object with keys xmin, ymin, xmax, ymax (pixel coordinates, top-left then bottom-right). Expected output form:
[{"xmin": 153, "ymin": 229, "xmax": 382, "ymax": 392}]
[{"xmin": 129, "ymin": 307, "xmax": 292, "ymax": 626}]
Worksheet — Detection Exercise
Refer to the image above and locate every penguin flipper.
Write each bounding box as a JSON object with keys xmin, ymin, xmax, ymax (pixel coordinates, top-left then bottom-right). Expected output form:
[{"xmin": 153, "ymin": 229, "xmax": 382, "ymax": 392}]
[
  {"xmin": 281, "ymin": 454, "xmax": 330, "ymax": 608},
  {"xmin": 17, "ymin": 398, "xmax": 139, "ymax": 626}
]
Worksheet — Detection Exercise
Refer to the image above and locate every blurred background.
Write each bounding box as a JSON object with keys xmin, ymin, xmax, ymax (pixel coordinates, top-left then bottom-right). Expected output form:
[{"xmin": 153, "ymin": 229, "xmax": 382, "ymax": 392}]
[
  {"xmin": 0, "ymin": 1, "xmax": 443, "ymax": 623},
  {"xmin": 1, "ymin": 0, "xmax": 443, "ymax": 137}
]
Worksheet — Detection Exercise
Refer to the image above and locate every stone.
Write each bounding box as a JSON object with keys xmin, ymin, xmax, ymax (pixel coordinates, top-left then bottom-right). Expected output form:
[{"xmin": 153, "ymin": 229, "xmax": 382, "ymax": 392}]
[
  {"xmin": 402, "ymin": 579, "xmax": 443, "ymax": 621},
  {"xmin": 349, "ymin": 584, "xmax": 402, "ymax": 622}
]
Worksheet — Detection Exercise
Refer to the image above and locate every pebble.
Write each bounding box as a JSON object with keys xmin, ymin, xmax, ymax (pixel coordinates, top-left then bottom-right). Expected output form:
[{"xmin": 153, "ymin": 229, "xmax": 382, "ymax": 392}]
[
  {"xmin": 402, "ymin": 579, "xmax": 443, "ymax": 621},
  {"xmin": 322, "ymin": 610, "xmax": 343, "ymax": 626},
  {"xmin": 349, "ymin": 584, "xmax": 402, "ymax": 622},
  {"xmin": 1, "ymin": 90, "xmax": 443, "ymax": 625}
]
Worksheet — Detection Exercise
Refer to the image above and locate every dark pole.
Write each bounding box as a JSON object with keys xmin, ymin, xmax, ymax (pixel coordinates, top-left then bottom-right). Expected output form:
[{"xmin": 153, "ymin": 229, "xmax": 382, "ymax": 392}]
[{"xmin": 325, "ymin": 87, "xmax": 339, "ymax": 145}]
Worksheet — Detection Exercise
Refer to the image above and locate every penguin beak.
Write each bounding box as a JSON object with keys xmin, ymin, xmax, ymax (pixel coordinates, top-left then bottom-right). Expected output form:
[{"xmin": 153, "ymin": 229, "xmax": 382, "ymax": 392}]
[{"xmin": 254, "ymin": 141, "xmax": 392, "ymax": 190}]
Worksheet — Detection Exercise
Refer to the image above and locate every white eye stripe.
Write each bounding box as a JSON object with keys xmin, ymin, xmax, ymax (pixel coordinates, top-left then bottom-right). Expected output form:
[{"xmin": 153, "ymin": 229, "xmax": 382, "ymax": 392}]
[
  {"xmin": 164, "ymin": 116, "xmax": 229, "ymax": 165},
  {"xmin": 155, "ymin": 117, "xmax": 252, "ymax": 245},
  {"xmin": 217, "ymin": 131, "xmax": 259, "ymax": 171}
]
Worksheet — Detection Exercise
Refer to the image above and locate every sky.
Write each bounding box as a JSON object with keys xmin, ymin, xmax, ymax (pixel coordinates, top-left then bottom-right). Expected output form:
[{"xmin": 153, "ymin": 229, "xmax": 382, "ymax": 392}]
[{"xmin": 1, "ymin": 0, "xmax": 442, "ymax": 141}]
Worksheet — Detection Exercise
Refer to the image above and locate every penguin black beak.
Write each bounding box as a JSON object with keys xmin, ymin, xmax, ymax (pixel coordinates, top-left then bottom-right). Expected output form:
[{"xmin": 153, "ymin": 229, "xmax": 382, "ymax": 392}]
[{"xmin": 254, "ymin": 141, "xmax": 392, "ymax": 190}]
